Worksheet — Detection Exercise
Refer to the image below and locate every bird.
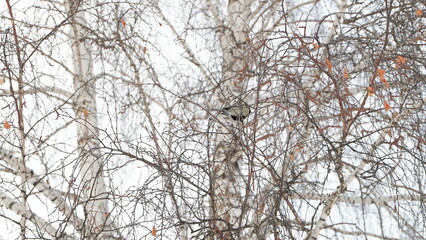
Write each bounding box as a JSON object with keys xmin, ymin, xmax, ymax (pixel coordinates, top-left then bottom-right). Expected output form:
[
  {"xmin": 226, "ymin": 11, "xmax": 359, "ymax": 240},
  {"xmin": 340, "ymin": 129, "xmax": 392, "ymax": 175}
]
[{"xmin": 212, "ymin": 102, "xmax": 251, "ymax": 122}]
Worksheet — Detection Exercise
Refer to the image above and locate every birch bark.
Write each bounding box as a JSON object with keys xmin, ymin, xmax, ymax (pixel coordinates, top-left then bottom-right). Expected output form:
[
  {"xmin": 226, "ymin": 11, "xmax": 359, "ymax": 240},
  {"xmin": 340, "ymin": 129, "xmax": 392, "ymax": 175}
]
[
  {"xmin": 65, "ymin": 1, "xmax": 112, "ymax": 238},
  {"xmin": 211, "ymin": 0, "xmax": 253, "ymax": 239}
]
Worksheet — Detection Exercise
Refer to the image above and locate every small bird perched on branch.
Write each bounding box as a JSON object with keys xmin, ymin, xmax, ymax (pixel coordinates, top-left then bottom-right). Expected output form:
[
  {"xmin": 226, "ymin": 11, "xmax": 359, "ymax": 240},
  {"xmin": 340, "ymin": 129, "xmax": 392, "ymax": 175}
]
[{"xmin": 212, "ymin": 102, "xmax": 251, "ymax": 122}]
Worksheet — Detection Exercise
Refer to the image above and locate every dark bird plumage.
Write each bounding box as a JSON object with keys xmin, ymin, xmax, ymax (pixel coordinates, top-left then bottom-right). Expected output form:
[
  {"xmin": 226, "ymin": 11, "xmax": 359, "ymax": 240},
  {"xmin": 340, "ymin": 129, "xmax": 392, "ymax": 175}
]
[{"xmin": 212, "ymin": 102, "xmax": 251, "ymax": 122}]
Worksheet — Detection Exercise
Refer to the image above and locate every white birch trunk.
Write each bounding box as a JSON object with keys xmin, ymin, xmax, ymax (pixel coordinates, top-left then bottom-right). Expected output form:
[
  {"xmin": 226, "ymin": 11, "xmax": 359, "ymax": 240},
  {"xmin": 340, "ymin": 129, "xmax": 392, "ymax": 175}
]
[
  {"xmin": 211, "ymin": 0, "xmax": 253, "ymax": 238},
  {"xmin": 219, "ymin": 0, "xmax": 251, "ymax": 96},
  {"xmin": 65, "ymin": 1, "xmax": 112, "ymax": 238}
]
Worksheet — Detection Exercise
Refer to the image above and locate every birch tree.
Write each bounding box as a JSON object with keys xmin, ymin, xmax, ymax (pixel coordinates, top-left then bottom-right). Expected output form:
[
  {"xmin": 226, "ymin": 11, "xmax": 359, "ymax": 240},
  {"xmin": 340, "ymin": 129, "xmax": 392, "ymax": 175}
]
[
  {"xmin": 65, "ymin": 0, "xmax": 113, "ymax": 237},
  {"xmin": 0, "ymin": 0, "xmax": 425, "ymax": 239}
]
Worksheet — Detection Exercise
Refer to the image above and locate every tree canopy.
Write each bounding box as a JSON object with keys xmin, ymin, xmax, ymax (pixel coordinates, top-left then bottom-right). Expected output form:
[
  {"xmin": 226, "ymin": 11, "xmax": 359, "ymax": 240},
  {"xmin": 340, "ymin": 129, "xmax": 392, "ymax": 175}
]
[{"xmin": 0, "ymin": 0, "xmax": 425, "ymax": 239}]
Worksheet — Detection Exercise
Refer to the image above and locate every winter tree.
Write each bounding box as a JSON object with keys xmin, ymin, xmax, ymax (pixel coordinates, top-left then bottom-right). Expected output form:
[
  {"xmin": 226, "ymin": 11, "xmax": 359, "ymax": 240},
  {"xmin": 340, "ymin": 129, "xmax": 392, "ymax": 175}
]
[{"xmin": 0, "ymin": 0, "xmax": 425, "ymax": 239}]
